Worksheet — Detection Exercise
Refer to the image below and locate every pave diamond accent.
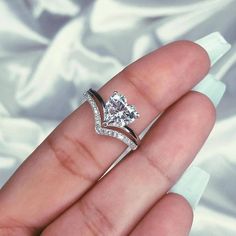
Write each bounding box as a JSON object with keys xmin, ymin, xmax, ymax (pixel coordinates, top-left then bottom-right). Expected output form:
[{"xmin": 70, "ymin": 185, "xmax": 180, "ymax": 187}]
[
  {"xmin": 103, "ymin": 91, "xmax": 139, "ymax": 127},
  {"xmin": 84, "ymin": 91, "xmax": 138, "ymax": 150}
]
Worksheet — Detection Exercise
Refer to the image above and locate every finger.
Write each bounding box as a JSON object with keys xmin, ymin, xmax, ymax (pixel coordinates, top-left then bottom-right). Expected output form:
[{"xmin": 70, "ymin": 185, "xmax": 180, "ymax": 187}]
[
  {"xmin": 130, "ymin": 166, "xmax": 210, "ymax": 236},
  {"xmin": 0, "ymin": 33, "xmax": 227, "ymax": 232},
  {"xmin": 130, "ymin": 193, "xmax": 193, "ymax": 236},
  {"xmin": 41, "ymin": 89, "xmax": 217, "ymax": 236}
]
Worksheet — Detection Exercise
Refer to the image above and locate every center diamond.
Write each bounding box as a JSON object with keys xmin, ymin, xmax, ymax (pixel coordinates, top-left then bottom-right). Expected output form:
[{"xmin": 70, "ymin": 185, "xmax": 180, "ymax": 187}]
[{"xmin": 103, "ymin": 91, "xmax": 139, "ymax": 127}]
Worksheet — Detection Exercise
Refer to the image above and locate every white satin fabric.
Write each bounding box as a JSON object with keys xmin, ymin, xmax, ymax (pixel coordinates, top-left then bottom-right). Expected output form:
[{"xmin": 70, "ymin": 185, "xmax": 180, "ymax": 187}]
[{"xmin": 0, "ymin": 0, "xmax": 236, "ymax": 235}]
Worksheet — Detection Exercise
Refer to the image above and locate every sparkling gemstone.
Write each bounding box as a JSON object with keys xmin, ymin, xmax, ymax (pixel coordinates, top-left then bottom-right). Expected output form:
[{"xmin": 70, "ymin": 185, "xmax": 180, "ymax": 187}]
[
  {"xmin": 84, "ymin": 91, "xmax": 138, "ymax": 150},
  {"xmin": 104, "ymin": 91, "xmax": 139, "ymax": 127},
  {"xmin": 95, "ymin": 124, "xmax": 101, "ymax": 133}
]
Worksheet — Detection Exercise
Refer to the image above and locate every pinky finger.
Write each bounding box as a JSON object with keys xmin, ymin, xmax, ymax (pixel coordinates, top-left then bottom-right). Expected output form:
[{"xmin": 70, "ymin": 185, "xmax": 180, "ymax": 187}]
[{"xmin": 130, "ymin": 167, "xmax": 210, "ymax": 236}]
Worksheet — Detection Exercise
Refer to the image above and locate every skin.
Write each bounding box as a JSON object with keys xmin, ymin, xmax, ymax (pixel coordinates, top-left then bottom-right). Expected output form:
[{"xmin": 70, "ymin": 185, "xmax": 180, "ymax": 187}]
[{"xmin": 0, "ymin": 40, "xmax": 213, "ymax": 236}]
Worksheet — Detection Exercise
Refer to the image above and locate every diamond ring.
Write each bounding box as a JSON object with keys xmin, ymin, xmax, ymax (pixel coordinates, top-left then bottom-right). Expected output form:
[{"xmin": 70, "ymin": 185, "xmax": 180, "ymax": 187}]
[{"xmin": 83, "ymin": 89, "xmax": 140, "ymax": 150}]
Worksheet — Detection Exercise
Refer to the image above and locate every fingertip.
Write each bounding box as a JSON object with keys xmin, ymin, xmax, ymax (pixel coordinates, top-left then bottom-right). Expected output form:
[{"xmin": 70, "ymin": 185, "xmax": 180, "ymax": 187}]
[
  {"xmin": 166, "ymin": 40, "xmax": 211, "ymax": 72},
  {"xmin": 167, "ymin": 193, "xmax": 194, "ymax": 220},
  {"xmin": 164, "ymin": 193, "xmax": 194, "ymax": 234},
  {"xmin": 189, "ymin": 91, "xmax": 217, "ymax": 129},
  {"xmin": 130, "ymin": 193, "xmax": 194, "ymax": 236}
]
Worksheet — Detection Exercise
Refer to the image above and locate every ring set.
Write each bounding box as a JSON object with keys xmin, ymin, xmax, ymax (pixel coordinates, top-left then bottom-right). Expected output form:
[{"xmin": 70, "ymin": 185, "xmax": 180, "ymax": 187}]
[{"xmin": 83, "ymin": 89, "xmax": 140, "ymax": 150}]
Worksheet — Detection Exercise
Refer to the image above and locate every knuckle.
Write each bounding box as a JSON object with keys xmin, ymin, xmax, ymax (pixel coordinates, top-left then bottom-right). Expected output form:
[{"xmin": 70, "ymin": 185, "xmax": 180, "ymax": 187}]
[
  {"xmin": 46, "ymin": 136, "xmax": 79, "ymax": 177},
  {"xmin": 46, "ymin": 133, "xmax": 102, "ymax": 182},
  {"xmin": 0, "ymin": 219, "xmax": 37, "ymax": 236},
  {"xmin": 0, "ymin": 227, "xmax": 30, "ymax": 236},
  {"xmin": 78, "ymin": 199, "xmax": 115, "ymax": 236},
  {"xmin": 139, "ymin": 146, "xmax": 174, "ymax": 185}
]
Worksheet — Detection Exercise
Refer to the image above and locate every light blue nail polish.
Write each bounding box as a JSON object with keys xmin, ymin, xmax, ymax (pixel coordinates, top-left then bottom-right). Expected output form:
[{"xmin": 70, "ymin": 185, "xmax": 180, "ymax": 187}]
[
  {"xmin": 195, "ymin": 32, "xmax": 231, "ymax": 66},
  {"xmin": 169, "ymin": 166, "xmax": 210, "ymax": 209},
  {"xmin": 192, "ymin": 74, "xmax": 226, "ymax": 107}
]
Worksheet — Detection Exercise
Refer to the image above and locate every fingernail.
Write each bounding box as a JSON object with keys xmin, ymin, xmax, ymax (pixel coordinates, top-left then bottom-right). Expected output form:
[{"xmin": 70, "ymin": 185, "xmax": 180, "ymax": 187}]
[
  {"xmin": 195, "ymin": 32, "xmax": 231, "ymax": 66},
  {"xmin": 169, "ymin": 166, "xmax": 210, "ymax": 209},
  {"xmin": 192, "ymin": 74, "xmax": 226, "ymax": 107}
]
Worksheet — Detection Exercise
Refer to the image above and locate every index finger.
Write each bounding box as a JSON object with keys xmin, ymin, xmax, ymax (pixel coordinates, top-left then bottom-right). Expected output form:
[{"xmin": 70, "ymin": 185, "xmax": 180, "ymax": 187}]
[{"xmin": 0, "ymin": 33, "xmax": 227, "ymax": 233}]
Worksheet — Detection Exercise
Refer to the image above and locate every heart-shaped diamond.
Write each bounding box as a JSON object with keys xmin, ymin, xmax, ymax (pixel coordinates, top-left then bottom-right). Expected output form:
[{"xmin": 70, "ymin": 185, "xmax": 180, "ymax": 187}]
[{"xmin": 103, "ymin": 91, "xmax": 139, "ymax": 127}]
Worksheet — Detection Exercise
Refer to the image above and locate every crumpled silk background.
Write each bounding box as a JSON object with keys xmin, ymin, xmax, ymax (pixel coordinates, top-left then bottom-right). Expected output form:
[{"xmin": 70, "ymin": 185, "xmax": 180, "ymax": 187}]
[{"xmin": 0, "ymin": 0, "xmax": 236, "ymax": 235}]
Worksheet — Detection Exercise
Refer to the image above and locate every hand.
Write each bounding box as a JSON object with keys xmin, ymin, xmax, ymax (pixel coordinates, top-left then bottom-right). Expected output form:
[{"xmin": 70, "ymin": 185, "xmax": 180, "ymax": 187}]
[{"xmin": 0, "ymin": 32, "xmax": 229, "ymax": 236}]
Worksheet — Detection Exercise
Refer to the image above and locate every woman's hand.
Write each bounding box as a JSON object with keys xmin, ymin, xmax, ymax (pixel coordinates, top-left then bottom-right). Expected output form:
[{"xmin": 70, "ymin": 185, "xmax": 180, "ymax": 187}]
[{"xmin": 0, "ymin": 32, "xmax": 230, "ymax": 235}]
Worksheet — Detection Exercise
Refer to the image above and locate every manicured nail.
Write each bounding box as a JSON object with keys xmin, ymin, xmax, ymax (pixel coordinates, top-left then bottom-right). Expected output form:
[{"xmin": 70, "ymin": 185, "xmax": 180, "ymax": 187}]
[
  {"xmin": 195, "ymin": 32, "xmax": 231, "ymax": 66},
  {"xmin": 169, "ymin": 166, "xmax": 210, "ymax": 209},
  {"xmin": 192, "ymin": 74, "xmax": 226, "ymax": 107}
]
